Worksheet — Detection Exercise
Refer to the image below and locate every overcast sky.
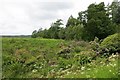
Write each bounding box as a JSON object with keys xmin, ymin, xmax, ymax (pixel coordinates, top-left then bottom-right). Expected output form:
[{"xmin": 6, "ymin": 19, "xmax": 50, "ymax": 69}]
[{"xmin": 0, "ymin": 0, "xmax": 115, "ymax": 35}]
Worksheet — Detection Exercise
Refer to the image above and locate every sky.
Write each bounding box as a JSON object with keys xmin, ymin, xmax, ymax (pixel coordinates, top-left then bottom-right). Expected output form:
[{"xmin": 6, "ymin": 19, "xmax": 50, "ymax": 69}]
[{"xmin": 0, "ymin": 0, "xmax": 116, "ymax": 35}]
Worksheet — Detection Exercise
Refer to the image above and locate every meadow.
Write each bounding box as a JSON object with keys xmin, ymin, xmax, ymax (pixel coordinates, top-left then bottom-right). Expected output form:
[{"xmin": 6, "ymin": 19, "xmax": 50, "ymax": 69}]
[{"xmin": 2, "ymin": 37, "xmax": 119, "ymax": 78}]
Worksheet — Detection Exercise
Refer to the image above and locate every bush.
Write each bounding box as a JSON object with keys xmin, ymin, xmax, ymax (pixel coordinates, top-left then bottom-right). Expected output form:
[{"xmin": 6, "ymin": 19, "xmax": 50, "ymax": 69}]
[
  {"xmin": 74, "ymin": 50, "xmax": 96, "ymax": 65},
  {"xmin": 89, "ymin": 37, "xmax": 100, "ymax": 51},
  {"xmin": 74, "ymin": 47, "xmax": 81, "ymax": 53},
  {"xmin": 100, "ymin": 33, "xmax": 120, "ymax": 54}
]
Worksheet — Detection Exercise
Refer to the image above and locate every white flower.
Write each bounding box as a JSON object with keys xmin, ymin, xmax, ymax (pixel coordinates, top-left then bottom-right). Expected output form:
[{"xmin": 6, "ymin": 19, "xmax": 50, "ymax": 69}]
[
  {"xmin": 51, "ymin": 69, "xmax": 55, "ymax": 72},
  {"xmin": 73, "ymin": 72, "xmax": 76, "ymax": 74},
  {"xmin": 39, "ymin": 66, "xmax": 42, "ymax": 69},
  {"xmin": 60, "ymin": 76, "xmax": 63, "ymax": 78},
  {"xmin": 109, "ymin": 56, "xmax": 112, "ymax": 59},
  {"xmin": 109, "ymin": 70, "xmax": 112, "ymax": 72},
  {"xmin": 66, "ymin": 66, "xmax": 68, "ymax": 68},
  {"xmin": 67, "ymin": 71, "xmax": 70, "ymax": 74},
  {"xmin": 87, "ymin": 68, "xmax": 91, "ymax": 70},
  {"xmin": 81, "ymin": 66, "xmax": 85, "ymax": 70},
  {"xmin": 112, "ymin": 54, "xmax": 116, "ymax": 58},
  {"xmin": 81, "ymin": 72, "xmax": 84, "ymax": 74},
  {"xmin": 32, "ymin": 69, "xmax": 37, "ymax": 73},
  {"xmin": 113, "ymin": 64, "xmax": 117, "ymax": 67},
  {"xmin": 33, "ymin": 64, "xmax": 37, "ymax": 67},
  {"xmin": 60, "ymin": 68, "xmax": 63, "ymax": 71},
  {"xmin": 110, "ymin": 63, "xmax": 117, "ymax": 67},
  {"xmin": 100, "ymin": 62, "xmax": 103, "ymax": 64}
]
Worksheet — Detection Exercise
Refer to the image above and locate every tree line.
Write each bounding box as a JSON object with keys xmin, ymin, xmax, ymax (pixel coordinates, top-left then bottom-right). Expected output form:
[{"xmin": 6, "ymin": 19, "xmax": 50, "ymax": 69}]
[{"xmin": 31, "ymin": 1, "xmax": 120, "ymax": 41}]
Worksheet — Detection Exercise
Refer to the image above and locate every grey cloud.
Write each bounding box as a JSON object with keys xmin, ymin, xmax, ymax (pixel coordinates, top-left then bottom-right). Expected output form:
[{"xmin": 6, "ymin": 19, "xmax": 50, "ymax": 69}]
[
  {"xmin": 29, "ymin": 10, "xmax": 59, "ymax": 21},
  {"xmin": 35, "ymin": 13, "xmax": 58, "ymax": 20},
  {"xmin": 0, "ymin": 0, "xmax": 74, "ymax": 35},
  {"xmin": 38, "ymin": 2, "xmax": 73, "ymax": 11},
  {"xmin": 27, "ymin": 2, "xmax": 73, "ymax": 21}
]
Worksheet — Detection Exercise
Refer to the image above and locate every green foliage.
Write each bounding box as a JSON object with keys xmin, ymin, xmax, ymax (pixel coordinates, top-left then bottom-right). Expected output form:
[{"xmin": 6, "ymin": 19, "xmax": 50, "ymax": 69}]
[
  {"xmin": 58, "ymin": 27, "xmax": 65, "ymax": 39},
  {"xmin": 64, "ymin": 24, "xmax": 84, "ymax": 40},
  {"xmin": 31, "ymin": 2, "xmax": 117, "ymax": 41},
  {"xmin": 65, "ymin": 26, "xmax": 74, "ymax": 40},
  {"xmin": 5, "ymin": 1, "xmax": 120, "ymax": 78},
  {"xmin": 73, "ymin": 24, "xmax": 84, "ymax": 40},
  {"xmin": 74, "ymin": 46, "xmax": 81, "ymax": 53},
  {"xmin": 2, "ymin": 38, "xmax": 119, "ymax": 78},
  {"xmin": 2, "ymin": 38, "xmax": 66, "ymax": 78},
  {"xmin": 47, "ymin": 19, "xmax": 63, "ymax": 39},
  {"xmin": 85, "ymin": 2, "xmax": 115, "ymax": 40},
  {"xmin": 114, "ymin": 6, "xmax": 120, "ymax": 24},
  {"xmin": 31, "ymin": 30, "xmax": 37, "ymax": 38},
  {"xmin": 31, "ymin": 19, "xmax": 63, "ymax": 39},
  {"xmin": 89, "ymin": 37, "xmax": 101, "ymax": 51},
  {"xmin": 66, "ymin": 15, "xmax": 80, "ymax": 27},
  {"xmin": 63, "ymin": 55, "xmax": 119, "ymax": 78},
  {"xmin": 78, "ymin": 51, "xmax": 95, "ymax": 65},
  {"xmin": 101, "ymin": 33, "xmax": 120, "ymax": 53},
  {"xmin": 110, "ymin": 1, "xmax": 120, "ymax": 25}
]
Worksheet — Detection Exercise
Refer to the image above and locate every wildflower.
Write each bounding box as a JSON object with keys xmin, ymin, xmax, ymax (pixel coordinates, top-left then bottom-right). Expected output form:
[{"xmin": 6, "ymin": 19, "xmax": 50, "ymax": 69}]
[
  {"xmin": 39, "ymin": 66, "xmax": 42, "ymax": 69},
  {"xmin": 109, "ymin": 63, "xmax": 112, "ymax": 66},
  {"xmin": 33, "ymin": 64, "xmax": 37, "ymax": 67},
  {"xmin": 67, "ymin": 71, "xmax": 70, "ymax": 74},
  {"xmin": 81, "ymin": 72, "xmax": 84, "ymax": 74},
  {"xmin": 88, "ymin": 63, "xmax": 92, "ymax": 66},
  {"xmin": 81, "ymin": 66, "xmax": 85, "ymax": 70},
  {"xmin": 86, "ymin": 75, "xmax": 90, "ymax": 78},
  {"xmin": 73, "ymin": 72, "xmax": 76, "ymax": 74},
  {"xmin": 60, "ymin": 68, "xmax": 63, "ymax": 71},
  {"xmin": 109, "ymin": 63, "xmax": 116, "ymax": 67},
  {"xmin": 100, "ymin": 62, "xmax": 103, "ymax": 64},
  {"xmin": 109, "ymin": 56, "xmax": 112, "ymax": 59},
  {"xmin": 51, "ymin": 69, "xmax": 55, "ymax": 72},
  {"xmin": 87, "ymin": 68, "xmax": 91, "ymax": 70},
  {"xmin": 32, "ymin": 69, "xmax": 37, "ymax": 73},
  {"xmin": 109, "ymin": 70, "xmax": 112, "ymax": 72},
  {"xmin": 112, "ymin": 54, "xmax": 116, "ymax": 58},
  {"xmin": 40, "ymin": 75, "xmax": 43, "ymax": 78},
  {"xmin": 113, "ymin": 64, "xmax": 116, "ymax": 67},
  {"xmin": 66, "ymin": 66, "xmax": 68, "ymax": 68}
]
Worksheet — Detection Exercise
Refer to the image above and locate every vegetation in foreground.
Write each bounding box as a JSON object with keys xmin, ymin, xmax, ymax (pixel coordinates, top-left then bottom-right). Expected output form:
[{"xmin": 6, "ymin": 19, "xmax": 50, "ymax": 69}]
[
  {"xmin": 2, "ymin": 33, "xmax": 120, "ymax": 78},
  {"xmin": 2, "ymin": 1, "xmax": 120, "ymax": 79}
]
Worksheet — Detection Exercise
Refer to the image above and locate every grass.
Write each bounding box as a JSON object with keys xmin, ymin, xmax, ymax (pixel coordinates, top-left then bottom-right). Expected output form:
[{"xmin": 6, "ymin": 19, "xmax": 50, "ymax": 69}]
[
  {"xmin": 2, "ymin": 37, "xmax": 119, "ymax": 78},
  {"xmin": 63, "ymin": 57, "xmax": 119, "ymax": 78}
]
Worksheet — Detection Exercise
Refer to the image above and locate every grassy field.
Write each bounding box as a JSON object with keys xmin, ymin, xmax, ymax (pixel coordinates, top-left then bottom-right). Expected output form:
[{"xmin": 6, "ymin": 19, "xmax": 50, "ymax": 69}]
[{"xmin": 2, "ymin": 38, "xmax": 119, "ymax": 78}]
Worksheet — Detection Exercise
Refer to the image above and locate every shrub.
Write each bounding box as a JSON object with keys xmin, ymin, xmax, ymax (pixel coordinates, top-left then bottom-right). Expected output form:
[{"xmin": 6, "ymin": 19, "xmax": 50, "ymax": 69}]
[
  {"xmin": 74, "ymin": 47, "xmax": 81, "ymax": 53},
  {"xmin": 57, "ymin": 46, "xmax": 73, "ymax": 59},
  {"xmin": 89, "ymin": 37, "xmax": 100, "ymax": 51},
  {"xmin": 74, "ymin": 51, "xmax": 96, "ymax": 65},
  {"xmin": 100, "ymin": 33, "xmax": 120, "ymax": 54}
]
